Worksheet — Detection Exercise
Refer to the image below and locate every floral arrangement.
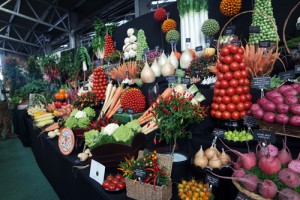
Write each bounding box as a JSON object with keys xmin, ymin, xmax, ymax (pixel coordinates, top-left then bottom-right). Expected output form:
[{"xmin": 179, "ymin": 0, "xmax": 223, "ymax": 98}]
[
  {"xmin": 118, "ymin": 150, "xmax": 170, "ymax": 187},
  {"xmin": 73, "ymin": 91, "xmax": 98, "ymax": 109}
]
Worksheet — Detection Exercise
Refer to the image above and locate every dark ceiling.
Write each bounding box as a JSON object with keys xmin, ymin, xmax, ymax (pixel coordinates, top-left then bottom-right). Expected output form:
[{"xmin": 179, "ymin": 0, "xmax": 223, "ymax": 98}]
[{"xmin": 0, "ymin": 0, "xmax": 137, "ymax": 56}]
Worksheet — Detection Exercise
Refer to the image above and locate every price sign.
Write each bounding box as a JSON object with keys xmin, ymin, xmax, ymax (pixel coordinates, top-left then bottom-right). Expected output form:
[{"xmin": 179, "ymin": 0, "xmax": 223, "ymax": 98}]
[
  {"xmin": 235, "ymin": 192, "xmax": 252, "ymax": 200},
  {"xmin": 243, "ymin": 116, "xmax": 258, "ymax": 127},
  {"xmin": 194, "ymin": 70, "xmax": 200, "ymax": 77},
  {"xmin": 253, "ymin": 130, "xmax": 276, "ymax": 144},
  {"xmin": 295, "ymin": 64, "xmax": 300, "ymax": 74},
  {"xmin": 297, "ymin": 23, "xmax": 300, "ymax": 30},
  {"xmin": 127, "ymin": 108, "xmax": 135, "ymax": 114},
  {"xmin": 83, "ymin": 86, "xmax": 89, "ymax": 91},
  {"xmin": 279, "ymin": 70, "xmax": 295, "ymax": 80},
  {"xmin": 181, "ymin": 78, "xmax": 190, "ymax": 85},
  {"xmin": 259, "ymin": 41, "xmax": 271, "ymax": 48},
  {"xmin": 117, "ymin": 76, "xmax": 121, "ymax": 83},
  {"xmin": 224, "ymin": 26, "xmax": 234, "ymax": 35},
  {"xmin": 212, "ymin": 128, "xmax": 225, "ymax": 138},
  {"xmin": 205, "ymin": 173, "xmax": 219, "ymax": 187},
  {"xmin": 249, "ymin": 26, "xmax": 260, "ymax": 34},
  {"xmin": 134, "ymin": 168, "xmax": 146, "ymax": 181},
  {"xmin": 166, "ymin": 75, "xmax": 178, "ymax": 84},
  {"xmin": 205, "ymin": 36, "xmax": 212, "ymax": 44},
  {"xmin": 225, "ymin": 121, "xmax": 238, "ymax": 127},
  {"xmin": 252, "ymin": 77, "xmax": 271, "ymax": 89},
  {"xmin": 186, "ymin": 38, "xmax": 191, "ymax": 43},
  {"xmin": 195, "ymin": 46, "xmax": 203, "ymax": 52},
  {"xmin": 117, "ymin": 107, "xmax": 123, "ymax": 114}
]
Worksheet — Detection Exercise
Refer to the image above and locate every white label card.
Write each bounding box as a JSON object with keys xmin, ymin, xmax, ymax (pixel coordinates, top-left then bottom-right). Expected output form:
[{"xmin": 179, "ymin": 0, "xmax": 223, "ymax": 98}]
[{"xmin": 89, "ymin": 159, "xmax": 105, "ymax": 185}]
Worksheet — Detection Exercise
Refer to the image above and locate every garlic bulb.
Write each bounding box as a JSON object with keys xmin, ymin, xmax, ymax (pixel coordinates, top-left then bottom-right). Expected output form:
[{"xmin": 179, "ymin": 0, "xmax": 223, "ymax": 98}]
[
  {"xmin": 150, "ymin": 59, "xmax": 161, "ymax": 77},
  {"xmin": 141, "ymin": 62, "xmax": 155, "ymax": 83},
  {"xmin": 169, "ymin": 51, "xmax": 179, "ymax": 69},
  {"xmin": 158, "ymin": 51, "xmax": 167, "ymax": 68},
  {"xmin": 161, "ymin": 57, "xmax": 175, "ymax": 77},
  {"xmin": 180, "ymin": 49, "xmax": 193, "ymax": 69}
]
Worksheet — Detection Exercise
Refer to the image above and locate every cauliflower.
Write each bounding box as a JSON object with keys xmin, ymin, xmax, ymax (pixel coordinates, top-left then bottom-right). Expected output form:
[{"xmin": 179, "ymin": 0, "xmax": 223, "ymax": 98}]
[
  {"xmin": 75, "ymin": 111, "xmax": 87, "ymax": 119},
  {"xmin": 83, "ymin": 107, "xmax": 96, "ymax": 120},
  {"xmin": 129, "ymin": 35, "xmax": 137, "ymax": 43},
  {"xmin": 127, "ymin": 28, "xmax": 134, "ymax": 37},
  {"xmin": 103, "ymin": 123, "xmax": 119, "ymax": 136},
  {"xmin": 124, "ymin": 37, "xmax": 130, "ymax": 45},
  {"xmin": 65, "ymin": 117, "xmax": 78, "ymax": 129},
  {"xmin": 131, "ymin": 43, "xmax": 137, "ymax": 51},
  {"xmin": 78, "ymin": 117, "xmax": 90, "ymax": 129},
  {"xmin": 128, "ymin": 49, "xmax": 136, "ymax": 58}
]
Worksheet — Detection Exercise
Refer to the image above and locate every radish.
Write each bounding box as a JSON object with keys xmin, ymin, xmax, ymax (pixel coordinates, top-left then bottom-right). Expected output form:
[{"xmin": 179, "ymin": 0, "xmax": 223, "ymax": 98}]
[
  {"xmin": 252, "ymin": 108, "xmax": 264, "ymax": 119},
  {"xmin": 283, "ymin": 89, "xmax": 298, "ymax": 97},
  {"xmin": 289, "ymin": 116, "xmax": 300, "ymax": 126},
  {"xmin": 270, "ymin": 96, "xmax": 284, "ymax": 104},
  {"xmin": 250, "ymin": 103, "xmax": 261, "ymax": 113},
  {"xmin": 263, "ymin": 112, "xmax": 276, "ymax": 123},
  {"xmin": 277, "ymin": 137, "xmax": 292, "ymax": 165},
  {"xmin": 232, "ymin": 168, "xmax": 246, "ymax": 178},
  {"xmin": 258, "ymin": 179, "xmax": 278, "ymax": 199},
  {"xmin": 291, "ymin": 83, "xmax": 300, "ymax": 89},
  {"xmin": 288, "ymin": 160, "xmax": 300, "ymax": 174},
  {"xmin": 285, "ymin": 96, "xmax": 298, "ymax": 105},
  {"xmin": 256, "ymin": 143, "xmax": 278, "ymax": 158},
  {"xmin": 258, "ymin": 155, "xmax": 281, "ymax": 175},
  {"xmin": 266, "ymin": 91, "xmax": 282, "ymax": 100},
  {"xmin": 278, "ymin": 168, "xmax": 300, "ymax": 188},
  {"xmin": 233, "ymin": 156, "xmax": 242, "ymax": 170},
  {"xmin": 289, "ymin": 104, "xmax": 300, "ymax": 115},
  {"xmin": 278, "ymin": 188, "xmax": 300, "ymax": 200},
  {"xmin": 279, "ymin": 85, "xmax": 293, "ymax": 94},
  {"xmin": 257, "ymin": 97, "xmax": 271, "ymax": 108},
  {"xmin": 262, "ymin": 101, "xmax": 276, "ymax": 112},
  {"xmin": 275, "ymin": 114, "xmax": 290, "ymax": 124},
  {"xmin": 276, "ymin": 103, "xmax": 290, "ymax": 114}
]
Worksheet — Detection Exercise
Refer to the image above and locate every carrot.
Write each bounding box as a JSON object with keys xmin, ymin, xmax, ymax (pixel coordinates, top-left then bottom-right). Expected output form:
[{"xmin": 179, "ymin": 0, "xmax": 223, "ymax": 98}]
[
  {"xmin": 106, "ymin": 85, "xmax": 124, "ymax": 113},
  {"xmin": 102, "ymin": 81, "xmax": 113, "ymax": 109},
  {"xmin": 106, "ymin": 100, "xmax": 121, "ymax": 119},
  {"xmin": 44, "ymin": 122, "xmax": 59, "ymax": 132}
]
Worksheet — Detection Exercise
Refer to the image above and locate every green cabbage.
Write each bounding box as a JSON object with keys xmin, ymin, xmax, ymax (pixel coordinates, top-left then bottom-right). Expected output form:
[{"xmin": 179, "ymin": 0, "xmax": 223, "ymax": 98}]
[
  {"xmin": 65, "ymin": 117, "xmax": 78, "ymax": 128},
  {"xmin": 70, "ymin": 109, "xmax": 79, "ymax": 117},
  {"xmin": 125, "ymin": 119, "xmax": 141, "ymax": 133},
  {"xmin": 78, "ymin": 117, "xmax": 90, "ymax": 129},
  {"xmin": 84, "ymin": 130, "xmax": 100, "ymax": 147},
  {"xmin": 112, "ymin": 125, "xmax": 134, "ymax": 142},
  {"xmin": 83, "ymin": 107, "xmax": 96, "ymax": 120}
]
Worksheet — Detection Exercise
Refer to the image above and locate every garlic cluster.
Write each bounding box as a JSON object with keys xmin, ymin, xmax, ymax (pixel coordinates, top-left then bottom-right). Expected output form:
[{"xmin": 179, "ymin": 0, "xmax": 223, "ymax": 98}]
[
  {"xmin": 47, "ymin": 129, "xmax": 60, "ymax": 138},
  {"xmin": 77, "ymin": 149, "xmax": 93, "ymax": 162},
  {"xmin": 201, "ymin": 76, "xmax": 217, "ymax": 85},
  {"xmin": 123, "ymin": 28, "xmax": 137, "ymax": 60}
]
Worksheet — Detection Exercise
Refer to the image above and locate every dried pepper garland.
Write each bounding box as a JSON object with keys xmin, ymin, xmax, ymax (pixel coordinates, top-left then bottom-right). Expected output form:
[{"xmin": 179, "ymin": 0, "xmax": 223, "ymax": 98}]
[{"xmin": 73, "ymin": 91, "xmax": 98, "ymax": 109}]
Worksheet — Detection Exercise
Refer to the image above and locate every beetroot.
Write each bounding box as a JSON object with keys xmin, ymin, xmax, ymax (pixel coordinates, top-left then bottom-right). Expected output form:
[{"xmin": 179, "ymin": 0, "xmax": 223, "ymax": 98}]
[
  {"xmin": 278, "ymin": 168, "xmax": 300, "ymax": 188},
  {"xmin": 258, "ymin": 156, "xmax": 281, "ymax": 175},
  {"xmin": 289, "ymin": 116, "xmax": 300, "ymax": 126},
  {"xmin": 258, "ymin": 180, "xmax": 278, "ymax": 199},
  {"xmin": 283, "ymin": 89, "xmax": 298, "ymax": 97},
  {"xmin": 266, "ymin": 91, "xmax": 282, "ymax": 100},
  {"xmin": 263, "ymin": 112, "xmax": 276, "ymax": 123},
  {"xmin": 276, "ymin": 114, "xmax": 290, "ymax": 124},
  {"xmin": 289, "ymin": 104, "xmax": 300, "ymax": 115},
  {"xmin": 288, "ymin": 160, "xmax": 300, "ymax": 174},
  {"xmin": 279, "ymin": 85, "xmax": 293, "ymax": 94},
  {"xmin": 276, "ymin": 103, "xmax": 290, "ymax": 114},
  {"xmin": 285, "ymin": 96, "xmax": 299, "ymax": 105},
  {"xmin": 277, "ymin": 137, "xmax": 292, "ymax": 165},
  {"xmin": 278, "ymin": 188, "xmax": 300, "ymax": 200},
  {"xmin": 270, "ymin": 96, "xmax": 284, "ymax": 104}
]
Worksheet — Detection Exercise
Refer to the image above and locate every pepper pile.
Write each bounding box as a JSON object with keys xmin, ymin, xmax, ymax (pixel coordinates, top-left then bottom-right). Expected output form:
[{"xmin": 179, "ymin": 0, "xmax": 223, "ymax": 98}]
[
  {"xmin": 120, "ymin": 88, "xmax": 146, "ymax": 113},
  {"xmin": 92, "ymin": 67, "xmax": 108, "ymax": 101},
  {"xmin": 104, "ymin": 34, "xmax": 115, "ymax": 60},
  {"xmin": 178, "ymin": 179, "xmax": 213, "ymax": 200}
]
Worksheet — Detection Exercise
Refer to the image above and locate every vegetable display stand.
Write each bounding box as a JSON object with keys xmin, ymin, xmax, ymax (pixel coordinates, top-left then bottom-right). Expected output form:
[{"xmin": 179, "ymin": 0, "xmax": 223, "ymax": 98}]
[
  {"xmin": 125, "ymin": 150, "xmax": 173, "ymax": 200},
  {"xmin": 233, "ymin": 180, "xmax": 270, "ymax": 200},
  {"xmin": 89, "ymin": 133, "xmax": 146, "ymax": 168},
  {"xmin": 256, "ymin": 119, "xmax": 300, "ymax": 138}
]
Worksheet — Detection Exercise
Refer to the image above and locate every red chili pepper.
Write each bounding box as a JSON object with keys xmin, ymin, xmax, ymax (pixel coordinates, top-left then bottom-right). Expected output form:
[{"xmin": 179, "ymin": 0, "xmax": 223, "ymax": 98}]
[{"xmin": 153, "ymin": 138, "xmax": 156, "ymax": 145}]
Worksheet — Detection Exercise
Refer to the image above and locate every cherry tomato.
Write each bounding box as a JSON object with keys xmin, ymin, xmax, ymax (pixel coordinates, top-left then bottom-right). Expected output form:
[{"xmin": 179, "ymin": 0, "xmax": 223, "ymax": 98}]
[
  {"xmin": 230, "ymin": 62, "xmax": 240, "ymax": 71},
  {"xmin": 221, "ymin": 64, "xmax": 230, "ymax": 73},
  {"xmin": 220, "ymin": 47, "xmax": 230, "ymax": 56},
  {"xmin": 219, "ymin": 103, "xmax": 226, "ymax": 112},
  {"xmin": 236, "ymin": 103, "xmax": 245, "ymax": 111},
  {"xmin": 238, "ymin": 78, "xmax": 245, "ymax": 86},
  {"xmin": 215, "ymin": 81, "xmax": 220, "ymax": 88},
  {"xmin": 233, "ymin": 54, "xmax": 243, "ymax": 63},
  {"xmin": 224, "ymin": 71, "xmax": 233, "ymax": 80},
  {"xmin": 217, "ymin": 72, "xmax": 224, "ymax": 80},
  {"xmin": 116, "ymin": 181, "xmax": 126, "ymax": 190},
  {"xmin": 102, "ymin": 181, "xmax": 110, "ymax": 189},
  {"xmin": 230, "ymin": 45, "xmax": 239, "ymax": 54},
  {"xmin": 222, "ymin": 96, "xmax": 231, "ymax": 104},
  {"xmin": 225, "ymin": 87, "xmax": 235, "ymax": 96},
  {"xmin": 229, "ymin": 79, "xmax": 239, "ymax": 88},
  {"xmin": 239, "ymin": 94, "xmax": 247, "ymax": 103},
  {"xmin": 218, "ymin": 89, "xmax": 226, "ymax": 97},
  {"xmin": 215, "ymin": 111, "xmax": 222, "ymax": 119},
  {"xmin": 226, "ymin": 103, "xmax": 236, "ymax": 112},
  {"xmin": 223, "ymin": 55, "xmax": 233, "ymax": 65},
  {"xmin": 211, "ymin": 103, "xmax": 219, "ymax": 111},
  {"xmin": 244, "ymin": 79, "xmax": 250, "ymax": 86},
  {"xmin": 216, "ymin": 62, "xmax": 223, "ymax": 71},
  {"xmin": 231, "ymin": 95, "xmax": 240, "ymax": 104},
  {"xmin": 239, "ymin": 62, "xmax": 246, "ymax": 70},
  {"xmin": 246, "ymin": 93, "xmax": 252, "ymax": 101},
  {"xmin": 233, "ymin": 71, "xmax": 242, "ymax": 79},
  {"xmin": 214, "ymin": 96, "xmax": 222, "ymax": 104},
  {"xmin": 244, "ymin": 101, "xmax": 252, "ymax": 110},
  {"xmin": 242, "ymin": 86, "xmax": 250, "ymax": 94},
  {"xmin": 231, "ymin": 111, "xmax": 240, "ymax": 120},
  {"xmin": 235, "ymin": 86, "xmax": 244, "ymax": 95},
  {"xmin": 239, "ymin": 110, "xmax": 247, "ymax": 118},
  {"xmin": 241, "ymin": 70, "xmax": 249, "ymax": 78},
  {"xmin": 214, "ymin": 89, "xmax": 220, "ymax": 96},
  {"xmin": 210, "ymin": 110, "xmax": 216, "ymax": 117},
  {"xmin": 220, "ymin": 80, "xmax": 229, "ymax": 89},
  {"xmin": 238, "ymin": 48, "xmax": 244, "ymax": 55},
  {"xmin": 222, "ymin": 111, "xmax": 231, "ymax": 120}
]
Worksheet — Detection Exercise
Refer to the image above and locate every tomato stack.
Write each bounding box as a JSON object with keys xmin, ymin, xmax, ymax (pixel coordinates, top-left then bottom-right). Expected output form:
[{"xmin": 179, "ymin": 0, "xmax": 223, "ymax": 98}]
[
  {"xmin": 104, "ymin": 34, "xmax": 115, "ymax": 60},
  {"xmin": 102, "ymin": 174, "xmax": 126, "ymax": 191},
  {"xmin": 211, "ymin": 44, "xmax": 252, "ymax": 120},
  {"xmin": 92, "ymin": 67, "xmax": 108, "ymax": 101}
]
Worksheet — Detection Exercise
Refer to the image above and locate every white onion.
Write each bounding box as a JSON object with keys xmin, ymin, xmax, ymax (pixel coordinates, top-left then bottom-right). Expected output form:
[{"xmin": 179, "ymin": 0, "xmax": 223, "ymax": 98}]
[
  {"xmin": 161, "ymin": 57, "xmax": 175, "ymax": 77},
  {"xmin": 141, "ymin": 62, "xmax": 155, "ymax": 83},
  {"xmin": 219, "ymin": 148, "xmax": 231, "ymax": 165},
  {"xmin": 204, "ymin": 145, "xmax": 218, "ymax": 160},
  {"xmin": 180, "ymin": 48, "xmax": 193, "ymax": 69},
  {"xmin": 209, "ymin": 154, "xmax": 223, "ymax": 169},
  {"xmin": 158, "ymin": 51, "xmax": 167, "ymax": 68},
  {"xmin": 169, "ymin": 51, "xmax": 179, "ymax": 69},
  {"xmin": 194, "ymin": 155, "xmax": 208, "ymax": 169},
  {"xmin": 150, "ymin": 58, "xmax": 161, "ymax": 77}
]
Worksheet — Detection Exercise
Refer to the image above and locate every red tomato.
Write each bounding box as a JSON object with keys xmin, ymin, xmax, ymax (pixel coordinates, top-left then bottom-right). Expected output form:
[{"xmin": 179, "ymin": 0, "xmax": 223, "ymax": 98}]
[
  {"xmin": 231, "ymin": 95, "xmax": 240, "ymax": 104},
  {"xmin": 210, "ymin": 110, "xmax": 216, "ymax": 117},
  {"xmin": 102, "ymin": 181, "xmax": 110, "ymax": 189},
  {"xmin": 111, "ymin": 178, "xmax": 119, "ymax": 185},
  {"xmin": 236, "ymin": 103, "xmax": 245, "ymax": 111},
  {"xmin": 215, "ymin": 96, "xmax": 222, "ymax": 104},
  {"xmin": 215, "ymin": 81, "xmax": 220, "ymax": 89},
  {"xmin": 221, "ymin": 96, "xmax": 231, "ymax": 104},
  {"xmin": 235, "ymin": 86, "xmax": 244, "ymax": 95},
  {"xmin": 246, "ymin": 93, "xmax": 252, "ymax": 101},
  {"xmin": 238, "ymin": 48, "xmax": 244, "ymax": 55},
  {"xmin": 219, "ymin": 103, "xmax": 226, "ymax": 112},
  {"xmin": 226, "ymin": 103, "xmax": 236, "ymax": 112},
  {"xmin": 229, "ymin": 79, "xmax": 239, "ymax": 88},
  {"xmin": 239, "ymin": 94, "xmax": 247, "ymax": 103},
  {"xmin": 241, "ymin": 70, "xmax": 249, "ymax": 78},
  {"xmin": 230, "ymin": 45, "xmax": 239, "ymax": 54},
  {"xmin": 225, "ymin": 44, "xmax": 233, "ymax": 49},
  {"xmin": 215, "ymin": 111, "xmax": 222, "ymax": 119},
  {"xmin": 214, "ymin": 89, "xmax": 220, "ymax": 96},
  {"xmin": 220, "ymin": 80, "xmax": 229, "ymax": 89},
  {"xmin": 218, "ymin": 89, "xmax": 226, "ymax": 97},
  {"xmin": 244, "ymin": 101, "xmax": 252, "ymax": 110},
  {"xmin": 238, "ymin": 78, "xmax": 245, "ymax": 86},
  {"xmin": 219, "ymin": 56, "xmax": 224, "ymax": 62},
  {"xmin": 244, "ymin": 79, "xmax": 250, "ymax": 86},
  {"xmin": 217, "ymin": 72, "xmax": 224, "ymax": 80},
  {"xmin": 233, "ymin": 54, "xmax": 243, "ymax": 63},
  {"xmin": 115, "ymin": 174, "xmax": 123, "ymax": 180},
  {"xmin": 242, "ymin": 86, "xmax": 250, "ymax": 94},
  {"xmin": 116, "ymin": 181, "xmax": 126, "ymax": 190},
  {"xmin": 239, "ymin": 110, "xmax": 247, "ymax": 118},
  {"xmin": 107, "ymin": 183, "xmax": 117, "ymax": 191},
  {"xmin": 231, "ymin": 111, "xmax": 240, "ymax": 120},
  {"xmin": 221, "ymin": 64, "xmax": 230, "ymax": 73},
  {"xmin": 223, "ymin": 55, "xmax": 233, "ymax": 65},
  {"xmin": 225, "ymin": 87, "xmax": 235, "ymax": 96},
  {"xmin": 233, "ymin": 71, "xmax": 242, "ymax": 79},
  {"xmin": 239, "ymin": 62, "xmax": 246, "ymax": 70},
  {"xmin": 211, "ymin": 103, "xmax": 219, "ymax": 111},
  {"xmin": 216, "ymin": 62, "xmax": 223, "ymax": 71},
  {"xmin": 230, "ymin": 62, "xmax": 240, "ymax": 71},
  {"xmin": 224, "ymin": 71, "xmax": 233, "ymax": 80},
  {"xmin": 220, "ymin": 47, "xmax": 230, "ymax": 56},
  {"xmin": 106, "ymin": 175, "xmax": 114, "ymax": 181},
  {"xmin": 222, "ymin": 111, "xmax": 231, "ymax": 120}
]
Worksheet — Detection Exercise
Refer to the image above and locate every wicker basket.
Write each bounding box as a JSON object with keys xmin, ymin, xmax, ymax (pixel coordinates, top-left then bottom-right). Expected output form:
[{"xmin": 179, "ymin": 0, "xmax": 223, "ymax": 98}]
[
  {"xmin": 256, "ymin": 119, "xmax": 300, "ymax": 138},
  {"xmin": 233, "ymin": 180, "xmax": 271, "ymax": 200},
  {"xmin": 125, "ymin": 150, "xmax": 173, "ymax": 200}
]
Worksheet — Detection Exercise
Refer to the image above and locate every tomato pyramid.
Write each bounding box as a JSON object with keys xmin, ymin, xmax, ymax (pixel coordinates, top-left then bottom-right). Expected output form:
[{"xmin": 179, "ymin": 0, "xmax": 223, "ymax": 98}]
[
  {"xmin": 211, "ymin": 44, "xmax": 252, "ymax": 120},
  {"xmin": 92, "ymin": 67, "xmax": 108, "ymax": 101}
]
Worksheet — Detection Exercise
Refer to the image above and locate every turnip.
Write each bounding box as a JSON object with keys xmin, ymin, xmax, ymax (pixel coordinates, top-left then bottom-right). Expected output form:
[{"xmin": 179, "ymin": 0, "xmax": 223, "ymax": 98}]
[
  {"xmin": 278, "ymin": 168, "xmax": 300, "ymax": 188},
  {"xmin": 262, "ymin": 101, "xmax": 276, "ymax": 112},
  {"xmin": 270, "ymin": 96, "xmax": 284, "ymax": 104},
  {"xmin": 277, "ymin": 103, "xmax": 290, "ymax": 114},
  {"xmin": 232, "ymin": 168, "xmax": 246, "ymax": 178},
  {"xmin": 258, "ymin": 156, "xmax": 281, "ymax": 175},
  {"xmin": 289, "ymin": 104, "xmax": 300, "ymax": 115},
  {"xmin": 266, "ymin": 91, "xmax": 282, "ymax": 101},
  {"xmin": 257, "ymin": 179, "xmax": 278, "ymax": 199},
  {"xmin": 263, "ymin": 112, "xmax": 276, "ymax": 123},
  {"xmin": 283, "ymin": 89, "xmax": 298, "ymax": 97},
  {"xmin": 289, "ymin": 116, "xmax": 300, "ymax": 126},
  {"xmin": 278, "ymin": 188, "xmax": 300, "ymax": 200},
  {"xmin": 256, "ymin": 143, "xmax": 278, "ymax": 158},
  {"xmin": 288, "ymin": 160, "xmax": 300, "ymax": 174},
  {"xmin": 279, "ymin": 85, "xmax": 293, "ymax": 94},
  {"xmin": 253, "ymin": 108, "xmax": 264, "ymax": 119},
  {"xmin": 276, "ymin": 114, "xmax": 290, "ymax": 124},
  {"xmin": 277, "ymin": 137, "xmax": 292, "ymax": 165},
  {"xmin": 285, "ymin": 96, "xmax": 299, "ymax": 105}
]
